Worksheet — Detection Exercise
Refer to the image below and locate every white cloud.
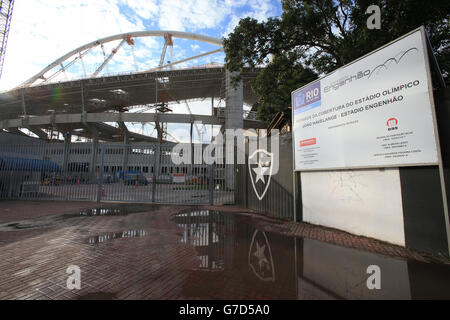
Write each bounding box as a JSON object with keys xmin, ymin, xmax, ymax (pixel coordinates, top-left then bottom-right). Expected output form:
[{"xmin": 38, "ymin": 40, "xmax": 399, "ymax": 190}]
[
  {"xmin": 0, "ymin": 0, "xmax": 281, "ymax": 90},
  {"xmin": 1, "ymin": 0, "xmax": 144, "ymax": 90},
  {"xmin": 223, "ymin": 15, "xmax": 242, "ymax": 37},
  {"xmin": 247, "ymin": 0, "xmax": 275, "ymax": 21},
  {"xmin": 121, "ymin": 0, "xmax": 158, "ymax": 20},
  {"xmin": 223, "ymin": 0, "xmax": 276, "ymax": 37},
  {"xmin": 158, "ymin": 0, "xmax": 234, "ymax": 31}
]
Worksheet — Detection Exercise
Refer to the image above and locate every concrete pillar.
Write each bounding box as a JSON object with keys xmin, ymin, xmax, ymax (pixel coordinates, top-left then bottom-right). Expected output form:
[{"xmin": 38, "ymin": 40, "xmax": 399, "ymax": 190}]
[
  {"xmin": 190, "ymin": 122, "xmax": 194, "ymax": 176},
  {"xmin": 122, "ymin": 133, "xmax": 129, "ymax": 172},
  {"xmin": 225, "ymin": 71, "xmax": 244, "ymax": 130},
  {"xmin": 63, "ymin": 133, "xmax": 72, "ymax": 175},
  {"xmin": 225, "ymin": 71, "xmax": 244, "ymax": 190},
  {"xmin": 21, "ymin": 89, "xmax": 27, "ymax": 116},
  {"xmin": 89, "ymin": 127, "xmax": 99, "ymax": 182},
  {"xmin": 81, "ymin": 84, "xmax": 85, "ymax": 114}
]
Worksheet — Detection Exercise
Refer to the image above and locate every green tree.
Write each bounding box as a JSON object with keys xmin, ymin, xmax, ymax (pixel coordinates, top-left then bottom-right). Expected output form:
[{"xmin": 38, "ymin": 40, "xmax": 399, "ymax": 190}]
[
  {"xmin": 252, "ymin": 53, "xmax": 317, "ymax": 123},
  {"xmin": 223, "ymin": 0, "xmax": 450, "ymax": 123}
]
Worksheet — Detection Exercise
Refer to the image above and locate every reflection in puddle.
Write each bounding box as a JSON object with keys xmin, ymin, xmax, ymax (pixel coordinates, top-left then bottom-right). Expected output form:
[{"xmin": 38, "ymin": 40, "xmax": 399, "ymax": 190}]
[
  {"xmin": 248, "ymin": 230, "xmax": 275, "ymax": 282},
  {"xmin": 176, "ymin": 210, "xmax": 227, "ymax": 271},
  {"xmin": 80, "ymin": 208, "xmax": 126, "ymax": 216},
  {"xmin": 79, "ymin": 205, "xmax": 157, "ymax": 217},
  {"xmin": 87, "ymin": 230, "xmax": 148, "ymax": 244},
  {"xmin": 174, "ymin": 209, "xmax": 450, "ymax": 300}
]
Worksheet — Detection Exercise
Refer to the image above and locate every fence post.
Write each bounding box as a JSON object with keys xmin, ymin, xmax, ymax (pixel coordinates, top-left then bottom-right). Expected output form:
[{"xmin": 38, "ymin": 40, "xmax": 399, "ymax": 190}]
[
  {"xmin": 97, "ymin": 144, "xmax": 105, "ymax": 203},
  {"xmin": 152, "ymin": 143, "xmax": 160, "ymax": 203},
  {"xmin": 244, "ymin": 141, "xmax": 249, "ymax": 208},
  {"xmin": 208, "ymin": 164, "xmax": 214, "ymax": 205}
]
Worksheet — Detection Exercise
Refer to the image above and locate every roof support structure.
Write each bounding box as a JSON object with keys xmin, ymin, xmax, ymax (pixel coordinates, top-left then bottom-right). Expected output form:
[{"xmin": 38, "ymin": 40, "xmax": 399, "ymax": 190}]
[
  {"xmin": 92, "ymin": 39, "xmax": 126, "ymax": 78},
  {"xmin": 6, "ymin": 127, "xmax": 27, "ymax": 137},
  {"xmin": 19, "ymin": 30, "xmax": 223, "ymax": 87},
  {"xmin": 26, "ymin": 126, "xmax": 49, "ymax": 140},
  {"xmin": 0, "ymin": 112, "xmax": 264, "ymax": 130},
  {"xmin": 147, "ymin": 48, "xmax": 223, "ymax": 73},
  {"xmin": 42, "ymin": 47, "xmax": 94, "ymax": 85},
  {"xmin": 117, "ymin": 121, "xmax": 129, "ymax": 139}
]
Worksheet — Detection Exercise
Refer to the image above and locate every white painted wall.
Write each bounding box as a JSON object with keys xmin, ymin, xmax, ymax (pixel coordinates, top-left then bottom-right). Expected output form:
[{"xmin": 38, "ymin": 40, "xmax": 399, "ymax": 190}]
[{"xmin": 301, "ymin": 168, "xmax": 405, "ymax": 246}]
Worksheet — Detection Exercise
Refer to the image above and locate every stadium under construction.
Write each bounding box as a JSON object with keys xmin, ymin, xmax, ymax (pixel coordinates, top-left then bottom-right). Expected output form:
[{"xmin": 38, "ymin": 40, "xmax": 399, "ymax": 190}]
[{"xmin": 0, "ymin": 30, "xmax": 265, "ymax": 204}]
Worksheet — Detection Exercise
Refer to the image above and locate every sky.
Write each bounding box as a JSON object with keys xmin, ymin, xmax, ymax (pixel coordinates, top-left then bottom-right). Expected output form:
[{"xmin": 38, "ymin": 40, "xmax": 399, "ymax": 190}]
[{"xmin": 1, "ymin": 0, "xmax": 282, "ymax": 142}]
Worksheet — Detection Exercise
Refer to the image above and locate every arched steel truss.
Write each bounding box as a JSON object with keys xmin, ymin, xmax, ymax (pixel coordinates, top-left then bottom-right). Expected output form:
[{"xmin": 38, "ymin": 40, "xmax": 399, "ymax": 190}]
[{"xmin": 20, "ymin": 30, "xmax": 224, "ymax": 88}]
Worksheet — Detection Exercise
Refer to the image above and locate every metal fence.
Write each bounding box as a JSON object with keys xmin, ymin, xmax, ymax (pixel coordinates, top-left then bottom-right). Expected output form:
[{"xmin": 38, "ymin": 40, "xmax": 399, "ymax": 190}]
[
  {"xmin": 0, "ymin": 142, "xmax": 233, "ymax": 205},
  {"xmin": 235, "ymin": 163, "xmax": 294, "ymax": 221}
]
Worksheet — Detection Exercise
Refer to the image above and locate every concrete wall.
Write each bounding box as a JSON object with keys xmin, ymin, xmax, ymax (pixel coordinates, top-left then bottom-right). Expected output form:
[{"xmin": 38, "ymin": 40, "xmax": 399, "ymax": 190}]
[{"xmin": 400, "ymin": 166, "xmax": 449, "ymax": 255}]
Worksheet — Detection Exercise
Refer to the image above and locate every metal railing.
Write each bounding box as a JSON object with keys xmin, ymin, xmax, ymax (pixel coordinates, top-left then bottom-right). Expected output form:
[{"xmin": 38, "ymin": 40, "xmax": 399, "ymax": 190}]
[{"xmin": 0, "ymin": 141, "xmax": 234, "ymax": 205}]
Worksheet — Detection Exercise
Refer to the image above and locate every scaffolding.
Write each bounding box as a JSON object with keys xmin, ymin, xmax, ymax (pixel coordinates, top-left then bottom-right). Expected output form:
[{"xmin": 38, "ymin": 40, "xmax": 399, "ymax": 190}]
[{"xmin": 0, "ymin": 0, "xmax": 14, "ymax": 79}]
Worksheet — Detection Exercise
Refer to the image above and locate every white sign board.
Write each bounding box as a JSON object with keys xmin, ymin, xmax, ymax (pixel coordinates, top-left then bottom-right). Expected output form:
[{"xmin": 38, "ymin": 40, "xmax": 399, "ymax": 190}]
[
  {"xmin": 292, "ymin": 28, "xmax": 439, "ymax": 171},
  {"xmin": 173, "ymin": 174, "xmax": 186, "ymax": 184}
]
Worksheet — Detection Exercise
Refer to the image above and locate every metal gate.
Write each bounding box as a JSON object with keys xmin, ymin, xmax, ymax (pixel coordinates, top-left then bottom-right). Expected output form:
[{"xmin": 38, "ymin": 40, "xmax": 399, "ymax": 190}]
[
  {"xmin": 235, "ymin": 163, "xmax": 294, "ymax": 221},
  {"xmin": 0, "ymin": 141, "xmax": 233, "ymax": 205}
]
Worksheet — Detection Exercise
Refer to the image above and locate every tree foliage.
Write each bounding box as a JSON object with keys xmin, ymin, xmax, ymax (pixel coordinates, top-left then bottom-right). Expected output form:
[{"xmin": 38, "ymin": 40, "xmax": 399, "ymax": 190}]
[{"xmin": 223, "ymin": 0, "xmax": 450, "ymax": 124}]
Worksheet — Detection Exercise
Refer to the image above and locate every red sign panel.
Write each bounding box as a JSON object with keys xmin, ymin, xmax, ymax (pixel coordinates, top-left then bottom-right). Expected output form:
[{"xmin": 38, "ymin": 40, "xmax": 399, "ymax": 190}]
[{"xmin": 300, "ymin": 138, "xmax": 317, "ymax": 147}]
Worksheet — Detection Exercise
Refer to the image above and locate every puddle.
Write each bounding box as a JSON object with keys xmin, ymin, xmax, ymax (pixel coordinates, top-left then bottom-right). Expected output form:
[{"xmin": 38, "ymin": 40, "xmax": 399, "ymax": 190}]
[
  {"xmin": 6, "ymin": 223, "xmax": 33, "ymax": 230},
  {"xmin": 0, "ymin": 221, "xmax": 53, "ymax": 231},
  {"xmin": 76, "ymin": 205, "xmax": 158, "ymax": 218},
  {"xmin": 79, "ymin": 208, "xmax": 129, "ymax": 217},
  {"xmin": 2, "ymin": 203, "xmax": 450, "ymax": 299},
  {"xmin": 86, "ymin": 230, "xmax": 148, "ymax": 244},
  {"xmin": 0, "ymin": 205, "xmax": 159, "ymax": 232},
  {"xmin": 174, "ymin": 209, "xmax": 450, "ymax": 300}
]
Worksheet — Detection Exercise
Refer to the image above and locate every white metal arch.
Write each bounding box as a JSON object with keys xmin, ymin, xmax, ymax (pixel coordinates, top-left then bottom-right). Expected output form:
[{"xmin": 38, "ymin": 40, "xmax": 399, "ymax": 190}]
[{"xmin": 21, "ymin": 30, "xmax": 223, "ymax": 87}]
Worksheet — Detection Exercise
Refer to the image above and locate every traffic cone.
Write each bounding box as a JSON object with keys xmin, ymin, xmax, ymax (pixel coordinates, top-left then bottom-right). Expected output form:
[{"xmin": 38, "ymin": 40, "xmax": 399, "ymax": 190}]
[{"xmin": 102, "ymin": 186, "xmax": 105, "ymax": 197}]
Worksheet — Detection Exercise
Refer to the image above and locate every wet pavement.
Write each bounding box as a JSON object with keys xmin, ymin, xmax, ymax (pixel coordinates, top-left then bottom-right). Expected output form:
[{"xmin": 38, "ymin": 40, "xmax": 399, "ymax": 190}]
[{"xmin": 0, "ymin": 203, "xmax": 449, "ymax": 300}]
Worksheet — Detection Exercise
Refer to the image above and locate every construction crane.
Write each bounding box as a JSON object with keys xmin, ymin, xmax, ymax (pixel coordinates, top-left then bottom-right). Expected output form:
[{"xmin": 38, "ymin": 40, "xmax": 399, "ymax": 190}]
[{"xmin": 0, "ymin": 0, "xmax": 14, "ymax": 80}]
